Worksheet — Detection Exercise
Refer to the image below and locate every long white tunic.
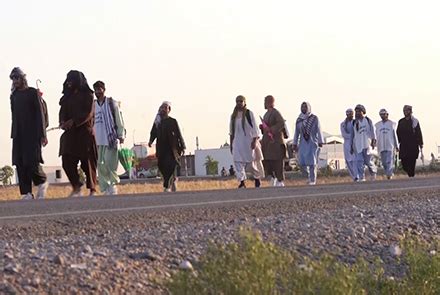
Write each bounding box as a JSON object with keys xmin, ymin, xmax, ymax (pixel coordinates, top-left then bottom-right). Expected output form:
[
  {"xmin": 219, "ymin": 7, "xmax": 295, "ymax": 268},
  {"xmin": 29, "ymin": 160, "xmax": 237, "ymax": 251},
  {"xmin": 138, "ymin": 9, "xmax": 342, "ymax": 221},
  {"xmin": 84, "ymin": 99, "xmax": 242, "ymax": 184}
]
[
  {"xmin": 95, "ymin": 101, "xmax": 109, "ymax": 146},
  {"xmin": 375, "ymin": 120, "xmax": 398, "ymax": 153},
  {"xmin": 353, "ymin": 117, "xmax": 375, "ymax": 153},
  {"xmin": 232, "ymin": 110, "xmax": 260, "ymax": 163},
  {"xmin": 340, "ymin": 119, "xmax": 356, "ymax": 162},
  {"xmin": 94, "ymin": 98, "xmax": 125, "ymax": 146}
]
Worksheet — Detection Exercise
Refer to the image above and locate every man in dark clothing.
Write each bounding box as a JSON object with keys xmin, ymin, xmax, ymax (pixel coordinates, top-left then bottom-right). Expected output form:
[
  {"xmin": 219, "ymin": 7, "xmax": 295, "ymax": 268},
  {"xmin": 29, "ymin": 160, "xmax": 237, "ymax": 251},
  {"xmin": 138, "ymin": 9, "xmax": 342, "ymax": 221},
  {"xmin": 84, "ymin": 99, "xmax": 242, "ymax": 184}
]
[
  {"xmin": 59, "ymin": 70, "xmax": 98, "ymax": 196},
  {"xmin": 148, "ymin": 101, "xmax": 185, "ymax": 192},
  {"xmin": 229, "ymin": 165, "xmax": 235, "ymax": 176},
  {"xmin": 396, "ymin": 105, "xmax": 423, "ymax": 177},
  {"xmin": 9, "ymin": 67, "xmax": 48, "ymax": 200}
]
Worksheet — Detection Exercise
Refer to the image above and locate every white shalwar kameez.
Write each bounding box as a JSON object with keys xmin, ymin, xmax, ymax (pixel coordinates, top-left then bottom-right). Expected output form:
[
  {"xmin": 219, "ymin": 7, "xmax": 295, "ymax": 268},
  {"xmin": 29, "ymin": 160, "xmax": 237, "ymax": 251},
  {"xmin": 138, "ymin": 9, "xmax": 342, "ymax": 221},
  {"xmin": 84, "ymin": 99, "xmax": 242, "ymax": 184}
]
[
  {"xmin": 232, "ymin": 111, "xmax": 264, "ymax": 181},
  {"xmin": 352, "ymin": 117, "xmax": 377, "ymax": 180},
  {"xmin": 340, "ymin": 119, "xmax": 356, "ymax": 180},
  {"xmin": 375, "ymin": 120, "xmax": 398, "ymax": 177}
]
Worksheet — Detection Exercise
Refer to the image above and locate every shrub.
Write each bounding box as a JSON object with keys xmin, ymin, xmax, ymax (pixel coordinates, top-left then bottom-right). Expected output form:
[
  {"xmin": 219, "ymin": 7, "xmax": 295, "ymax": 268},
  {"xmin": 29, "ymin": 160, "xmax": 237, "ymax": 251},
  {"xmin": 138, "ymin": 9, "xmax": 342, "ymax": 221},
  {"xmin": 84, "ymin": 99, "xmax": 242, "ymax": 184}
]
[{"xmin": 167, "ymin": 230, "xmax": 439, "ymax": 294}]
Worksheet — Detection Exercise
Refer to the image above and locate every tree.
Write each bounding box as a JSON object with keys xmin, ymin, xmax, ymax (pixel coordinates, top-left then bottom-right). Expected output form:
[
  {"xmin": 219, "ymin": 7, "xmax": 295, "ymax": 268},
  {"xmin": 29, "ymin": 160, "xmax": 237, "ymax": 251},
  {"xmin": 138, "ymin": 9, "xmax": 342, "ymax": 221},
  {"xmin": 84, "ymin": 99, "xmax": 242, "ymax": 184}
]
[
  {"xmin": 204, "ymin": 155, "xmax": 219, "ymax": 176},
  {"xmin": 0, "ymin": 165, "xmax": 14, "ymax": 186}
]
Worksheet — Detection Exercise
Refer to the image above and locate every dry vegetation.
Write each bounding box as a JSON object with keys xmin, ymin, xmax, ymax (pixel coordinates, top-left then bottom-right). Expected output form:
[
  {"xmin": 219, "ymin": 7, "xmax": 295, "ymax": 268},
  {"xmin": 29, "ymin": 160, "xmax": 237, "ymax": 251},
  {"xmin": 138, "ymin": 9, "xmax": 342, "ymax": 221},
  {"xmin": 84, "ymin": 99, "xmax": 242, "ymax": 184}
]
[{"xmin": 1, "ymin": 172, "xmax": 439, "ymax": 201}]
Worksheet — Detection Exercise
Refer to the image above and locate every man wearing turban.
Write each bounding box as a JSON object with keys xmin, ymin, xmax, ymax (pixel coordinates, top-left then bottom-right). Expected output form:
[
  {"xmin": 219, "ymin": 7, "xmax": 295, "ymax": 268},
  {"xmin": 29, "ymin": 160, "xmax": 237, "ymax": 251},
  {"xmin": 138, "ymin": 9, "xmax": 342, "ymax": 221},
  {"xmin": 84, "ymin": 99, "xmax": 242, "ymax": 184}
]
[
  {"xmin": 396, "ymin": 105, "xmax": 423, "ymax": 177},
  {"xmin": 148, "ymin": 101, "xmax": 186, "ymax": 192},
  {"xmin": 351, "ymin": 104, "xmax": 377, "ymax": 181},
  {"xmin": 9, "ymin": 67, "xmax": 49, "ymax": 200},
  {"xmin": 340, "ymin": 108, "xmax": 357, "ymax": 180}
]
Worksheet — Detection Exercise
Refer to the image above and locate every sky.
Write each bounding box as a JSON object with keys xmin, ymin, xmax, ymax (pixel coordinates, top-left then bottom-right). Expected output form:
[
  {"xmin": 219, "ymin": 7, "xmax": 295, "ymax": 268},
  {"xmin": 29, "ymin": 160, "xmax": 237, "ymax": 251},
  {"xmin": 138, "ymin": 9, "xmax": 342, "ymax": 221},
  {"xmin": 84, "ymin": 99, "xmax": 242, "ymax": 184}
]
[{"xmin": 1, "ymin": 0, "xmax": 439, "ymax": 167}]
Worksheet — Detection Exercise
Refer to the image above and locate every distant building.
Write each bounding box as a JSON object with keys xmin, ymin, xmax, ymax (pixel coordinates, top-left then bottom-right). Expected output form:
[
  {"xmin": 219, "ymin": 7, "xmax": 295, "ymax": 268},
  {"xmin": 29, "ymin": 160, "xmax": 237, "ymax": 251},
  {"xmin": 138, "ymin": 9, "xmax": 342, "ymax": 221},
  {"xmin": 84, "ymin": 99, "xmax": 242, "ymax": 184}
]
[
  {"xmin": 44, "ymin": 166, "xmax": 69, "ymax": 183},
  {"xmin": 318, "ymin": 132, "xmax": 345, "ymax": 169},
  {"xmin": 132, "ymin": 142, "xmax": 150, "ymax": 159},
  {"xmin": 178, "ymin": 154, "xmax": 195, "ymax": 176},
  {"xmin": 194, "ymin": 145, "xmax": 233, "ymax": 176}
]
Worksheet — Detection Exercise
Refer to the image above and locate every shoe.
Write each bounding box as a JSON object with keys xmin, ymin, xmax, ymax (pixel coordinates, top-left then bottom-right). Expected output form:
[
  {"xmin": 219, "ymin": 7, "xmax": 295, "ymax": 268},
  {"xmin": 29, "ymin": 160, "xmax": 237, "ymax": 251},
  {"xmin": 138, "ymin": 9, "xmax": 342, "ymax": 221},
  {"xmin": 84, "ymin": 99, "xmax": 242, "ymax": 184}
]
[
  {"xmin": 21, "ymin": 193, "xmax": 34, "ymax": 200},
  {"xmin": 308, "ymin": 181, "xmax": 316, "ymax": 186},
  {"xmin": 254, "ymin": 179, "xmax": 261, "ymax": 188},
  {"xmin": 164, "ymin": 188, "xmax": 171, "ymax": 192},
  {"xmin": 359, "ymin": 178, "xmax": 366, "ymax": 182},
  {"xmin": 68, "ymin": 186, "xmax": 82, "ymax": 197},
  {"xmin": 36, "ymin": 181, "xmax": 49, "ymax": 199},
  {"xmin": 276, "ymin": 180, "xmax": 285, "ymax": 187},
  {"xmin": 89, "ymin": 190, "xmax": 97, "ymax": 196},
  {"xmin": 107, "ymin": 185, "xmax": 118, "ymax": 195},
  {"xmin": 171, "ymin": 181, "xmax": 177, "ymax": 192},
  {"xmin": 238, "ymin": 181, "xmax": 246, "ymax": 188},
  {"xmin": 271, "ymin": 177, "xmax": 277, "ymax": 187}
]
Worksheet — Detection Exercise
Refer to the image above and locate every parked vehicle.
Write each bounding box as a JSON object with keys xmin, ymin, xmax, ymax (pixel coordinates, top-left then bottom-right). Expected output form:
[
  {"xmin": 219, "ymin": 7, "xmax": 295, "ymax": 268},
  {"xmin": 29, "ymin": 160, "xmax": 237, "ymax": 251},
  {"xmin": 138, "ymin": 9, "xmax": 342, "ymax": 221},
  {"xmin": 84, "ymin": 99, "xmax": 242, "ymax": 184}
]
[{"xmin": 137, "ymin": 167, "xmax": 159, "ymax": 178}]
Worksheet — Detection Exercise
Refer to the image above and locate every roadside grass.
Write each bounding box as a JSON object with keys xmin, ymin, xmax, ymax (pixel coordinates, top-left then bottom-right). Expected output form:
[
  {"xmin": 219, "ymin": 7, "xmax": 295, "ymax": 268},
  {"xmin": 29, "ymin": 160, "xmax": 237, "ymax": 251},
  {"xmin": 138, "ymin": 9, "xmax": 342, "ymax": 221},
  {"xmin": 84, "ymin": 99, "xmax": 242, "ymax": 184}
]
[
  {"xmin": 167, "ymin": 229, "xmax": 440, "ymax": 295},
  {"xmin": 1, "ymin": 171, "xmax": 439, "ymax": 201}
]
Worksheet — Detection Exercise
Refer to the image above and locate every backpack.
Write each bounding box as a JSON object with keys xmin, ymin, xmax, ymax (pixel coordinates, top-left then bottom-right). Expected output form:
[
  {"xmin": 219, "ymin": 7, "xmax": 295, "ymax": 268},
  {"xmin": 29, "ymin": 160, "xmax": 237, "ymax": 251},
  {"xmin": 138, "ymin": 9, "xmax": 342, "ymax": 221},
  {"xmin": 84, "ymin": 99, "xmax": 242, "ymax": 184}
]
[
  {"xmin": 245, "ymin": 109, "xmax": 253, "ymax": 127},
  {"xmin": 107, "ymin": 97, "xmax": 126, "ymax": 138}
]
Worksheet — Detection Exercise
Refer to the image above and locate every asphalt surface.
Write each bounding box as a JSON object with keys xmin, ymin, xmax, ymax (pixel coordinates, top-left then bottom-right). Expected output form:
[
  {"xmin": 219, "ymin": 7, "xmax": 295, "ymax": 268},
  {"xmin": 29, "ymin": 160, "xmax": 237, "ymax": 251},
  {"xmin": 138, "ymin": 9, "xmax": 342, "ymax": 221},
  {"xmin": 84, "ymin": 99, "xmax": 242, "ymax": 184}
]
[{"xmin": 1, "ymin": 176, "xmax": 439, "ymax": 223}]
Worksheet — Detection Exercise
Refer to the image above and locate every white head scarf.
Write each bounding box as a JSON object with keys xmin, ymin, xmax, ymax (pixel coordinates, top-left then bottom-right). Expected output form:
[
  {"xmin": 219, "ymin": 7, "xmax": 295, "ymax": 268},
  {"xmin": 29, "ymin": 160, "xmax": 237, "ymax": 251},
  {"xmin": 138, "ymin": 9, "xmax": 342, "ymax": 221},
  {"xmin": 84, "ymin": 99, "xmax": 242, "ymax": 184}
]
[
  {"xmin": 403, "ymin": 105, "xmax": 419, "ymax": 129},
  {"xmin": 154, "ymin": 101, "xmax": 172, "ymax": 127},
  {"xmin": 298, "ymin": 101, "xmax": 312, "ymax": 121}
]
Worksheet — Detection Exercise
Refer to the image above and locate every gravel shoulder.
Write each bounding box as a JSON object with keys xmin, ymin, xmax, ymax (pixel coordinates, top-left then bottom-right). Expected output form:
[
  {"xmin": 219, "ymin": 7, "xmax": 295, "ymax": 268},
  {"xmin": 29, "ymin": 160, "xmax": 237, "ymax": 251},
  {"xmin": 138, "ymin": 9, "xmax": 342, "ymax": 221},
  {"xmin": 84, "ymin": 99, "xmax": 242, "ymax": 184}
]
[{"xmin": 1, "ymin": 178, "xmax": 439, "ymax": 294}]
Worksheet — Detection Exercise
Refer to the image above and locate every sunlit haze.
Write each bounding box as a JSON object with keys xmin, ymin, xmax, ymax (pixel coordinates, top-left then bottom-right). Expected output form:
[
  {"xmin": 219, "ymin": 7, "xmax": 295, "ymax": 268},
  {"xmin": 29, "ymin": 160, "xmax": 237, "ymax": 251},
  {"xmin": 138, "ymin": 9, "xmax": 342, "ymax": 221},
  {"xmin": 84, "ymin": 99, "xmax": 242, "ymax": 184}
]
[{"xmin": 1, "ymin": 0, "xmax": 439, "ymax": 166}]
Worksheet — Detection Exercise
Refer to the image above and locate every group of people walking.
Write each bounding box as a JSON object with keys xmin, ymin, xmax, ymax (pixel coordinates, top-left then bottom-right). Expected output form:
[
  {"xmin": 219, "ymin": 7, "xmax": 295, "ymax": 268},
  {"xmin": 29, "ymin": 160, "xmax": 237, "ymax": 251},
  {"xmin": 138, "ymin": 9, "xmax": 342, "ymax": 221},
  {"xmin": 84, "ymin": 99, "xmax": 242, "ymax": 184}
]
[
  {"xmin": 340, "ymin": 104, "xmax": 423, "ymax": 182},
  {"xmin": 9, "ymin": 67, "xmax": 186, "ymax": 199},
  {"xmin": 229, "ymin": 97, "xmax": 424, "ymax": 188},
  {"xmin": 9, "ymin": 67, "xmax": 424, "ymax": 199}
]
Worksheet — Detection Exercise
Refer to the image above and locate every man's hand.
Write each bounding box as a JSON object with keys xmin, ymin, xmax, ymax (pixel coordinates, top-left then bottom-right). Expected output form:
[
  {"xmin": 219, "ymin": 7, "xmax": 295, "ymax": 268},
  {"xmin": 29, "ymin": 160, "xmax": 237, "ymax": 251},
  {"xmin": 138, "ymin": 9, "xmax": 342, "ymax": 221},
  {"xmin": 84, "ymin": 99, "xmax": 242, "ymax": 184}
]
[
  {"xmin": 41, "ymin": 137, "xmax": 48, "ymax": 147},
  {"xmin": 318, "ymin": 143, "xmax": 323, "ymax": 148},
  {"xmin": 119, "ymin": 138, "xmax": 125, "ymax": 144},
  {"xmin": 371, "ymin": 139, "xmax": 376, "ymax": 149},
  {"xmin": 148, "ymin": 142, "xmax": 153, "ymax": 148},
  {"xmin": 251, "ymin": 138, "xmax": 257, "ymax": 150},
  {"xmin": 292, "ymin": 144, "xmax": 298, "ymax": 152},
  {"xmin": 60, "ymin": 119, "xmax": 74, "ymax": 130}
]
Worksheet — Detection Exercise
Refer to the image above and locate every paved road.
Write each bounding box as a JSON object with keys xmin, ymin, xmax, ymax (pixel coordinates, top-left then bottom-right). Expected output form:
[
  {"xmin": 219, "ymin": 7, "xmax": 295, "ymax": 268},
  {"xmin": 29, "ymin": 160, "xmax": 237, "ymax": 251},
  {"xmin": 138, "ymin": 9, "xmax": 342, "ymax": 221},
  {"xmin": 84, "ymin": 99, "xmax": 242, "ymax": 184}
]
[{"xmin": 1, "ymin": 176, "xmax": 439, "ymax": 223}]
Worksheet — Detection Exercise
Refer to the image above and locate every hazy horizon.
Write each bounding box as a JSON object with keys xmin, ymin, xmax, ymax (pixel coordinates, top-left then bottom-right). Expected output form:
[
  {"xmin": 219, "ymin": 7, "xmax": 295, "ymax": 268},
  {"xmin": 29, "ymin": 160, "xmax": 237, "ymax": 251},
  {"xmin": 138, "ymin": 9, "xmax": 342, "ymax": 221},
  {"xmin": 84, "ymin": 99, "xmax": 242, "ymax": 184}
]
[{"xmin": 1, "ymin": 0, "xmax": 439, "ymax": 167}]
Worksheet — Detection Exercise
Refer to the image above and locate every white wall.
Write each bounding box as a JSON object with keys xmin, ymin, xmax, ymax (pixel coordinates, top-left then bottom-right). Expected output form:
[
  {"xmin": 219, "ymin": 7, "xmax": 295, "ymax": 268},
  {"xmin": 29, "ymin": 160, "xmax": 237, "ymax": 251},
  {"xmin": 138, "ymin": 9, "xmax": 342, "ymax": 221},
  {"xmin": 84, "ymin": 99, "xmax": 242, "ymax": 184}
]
[
  {"xmin": 43, "ymin": 166, "xmax": 69, "ymax": 183},
  {"xmin": 318, "ymin": 143, "xmax": 345, "ymax": 169},
  {"xmin": 194, "ymin": 147, "xmax": 233, "ymax": 176}
]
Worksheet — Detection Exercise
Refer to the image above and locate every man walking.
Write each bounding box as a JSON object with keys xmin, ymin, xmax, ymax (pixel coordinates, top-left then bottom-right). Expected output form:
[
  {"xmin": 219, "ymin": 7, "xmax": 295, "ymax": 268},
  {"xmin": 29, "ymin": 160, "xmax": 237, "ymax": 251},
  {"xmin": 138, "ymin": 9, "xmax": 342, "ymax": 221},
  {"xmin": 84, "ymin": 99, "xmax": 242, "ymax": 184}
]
[
  {"xmin": 229, "ymin": 95, "xmax": 264, "ymax": 188},
  {"xmin": 9, "ymin": 67, "xmax": 48, "ymax": 200},
  {"xmin": 59, "ymin": 70, "xmax": 98, "ymax": 197},
  {"xmin": 292, "ymin": 102, "xmax": 323, "ymax": 185},
  {"xmin": 375, "ymin": 109, "xmax": 399, "ymax": 179},
  {"xmin": 148, "ymin": 101, "xmax": 185, "ymax": 192},
  {"xmin": 340, "ymin": 108, "xmax": 357, "ymax": 180},
  {"xmin": 93, "ymin": 81, "xmax": 125, "ymax": 195},
  {"xmin": 351, "ymin": 104, "xmax": 377, "ymax": 181},
  {"xmin": 260, "ymin": 95, "xmax": 287, "ymax": 187},
  {"xmin": 396, "ymin": 105, "xmax": 423, "ymax": 177}
]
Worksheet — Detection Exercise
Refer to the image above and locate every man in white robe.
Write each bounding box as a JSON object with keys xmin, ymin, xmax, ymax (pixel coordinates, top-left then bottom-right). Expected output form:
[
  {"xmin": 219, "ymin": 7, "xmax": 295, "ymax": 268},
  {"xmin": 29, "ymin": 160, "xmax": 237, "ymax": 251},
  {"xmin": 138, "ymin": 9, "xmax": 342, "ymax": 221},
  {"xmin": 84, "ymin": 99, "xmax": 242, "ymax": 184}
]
[
  {"xmin": 375, "ymin": 109, "xmax": 399, "ymax": 179},
  {"xmin": 292, "ymin": 102, "xmax": 323, "ymax": 185},
  {"xmin": 230, "ymin": 95, "xmax": 264, "ymax": 188},
  {"xmin": 340, "ymin": 108, "xmax": 357, "ymax": 180},
  {"xmin": 93, "ymin": 81, "xmax": 125, "ymax": 195},
  {"xmin": 351, "ymin": 104, "xmax": 377, "ymax": 181}
]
